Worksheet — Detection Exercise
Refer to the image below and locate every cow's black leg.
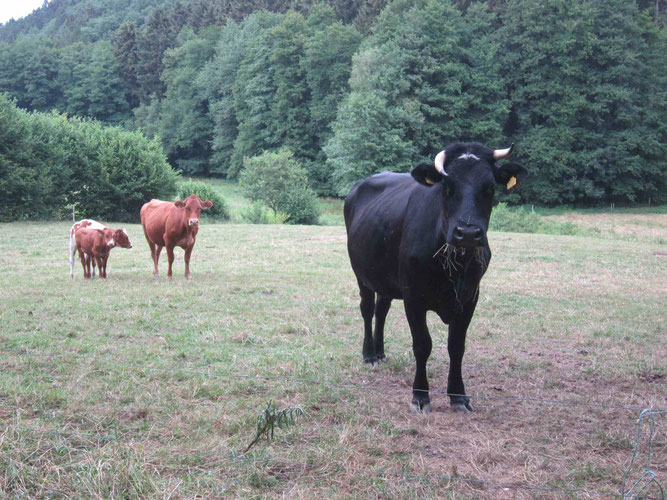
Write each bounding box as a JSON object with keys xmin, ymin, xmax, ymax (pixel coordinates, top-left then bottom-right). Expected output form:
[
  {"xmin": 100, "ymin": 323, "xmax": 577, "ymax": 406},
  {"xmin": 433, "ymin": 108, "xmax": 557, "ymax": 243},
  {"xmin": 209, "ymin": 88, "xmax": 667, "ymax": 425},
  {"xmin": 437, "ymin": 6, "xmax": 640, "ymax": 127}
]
[
  {"xmin": 404, "ymin": 300, "xmax": 432, "ymax": 413},
  {"xmin": 358, "ymin": 282, "xmax": 378, "ymax": 365},
  {"xmin": 373, "ymin": 295, "xmax": 392, "ymax": 362},
  {"xmin": 447, "ymin": 297, "xmax": 478, "ymax": 412}
]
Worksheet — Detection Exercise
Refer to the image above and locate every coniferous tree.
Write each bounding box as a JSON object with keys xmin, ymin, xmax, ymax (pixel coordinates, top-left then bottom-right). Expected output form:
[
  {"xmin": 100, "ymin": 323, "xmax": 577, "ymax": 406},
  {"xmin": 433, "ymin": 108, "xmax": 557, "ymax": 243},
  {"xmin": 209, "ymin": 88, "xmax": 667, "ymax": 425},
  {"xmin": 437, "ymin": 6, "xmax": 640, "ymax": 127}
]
[
  {"xmin": 148, "ymin": 27, "xmax": 221, "ymax": 175},
  {"xmin": 500, "ymin": 0, "xmax": 662, "ymax": 204},
  {"xmin": 114, "ymin": 22, "xmax": 141, "ymax": 109},
  {"xmin": 137, "ymin": 7, "xmax": 178, "ymax": 102},
  {"xmin": 302, "ymin": 4, "xmax": 362, "ymax": 192},
  {"xmin": 326, "ymin": 0, "xmax": 507, "ymax": 195}
]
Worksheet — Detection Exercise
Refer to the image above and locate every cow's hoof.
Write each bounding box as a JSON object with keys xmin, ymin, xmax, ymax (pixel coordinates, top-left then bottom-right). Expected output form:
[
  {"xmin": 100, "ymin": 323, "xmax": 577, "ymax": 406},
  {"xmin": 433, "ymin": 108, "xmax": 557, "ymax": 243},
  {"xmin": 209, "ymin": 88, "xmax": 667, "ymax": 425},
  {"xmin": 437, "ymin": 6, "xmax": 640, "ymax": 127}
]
[
  {"xmin": 451, "ymin": 401, "xmax": 475, "ymax": 412},
  {"xmin": 410, "ymin": 401, "xmax": 432, "ymax": 414},
  {"xmin": 377, "ymin": 354, "xmax": 387, "ymax": 363},
  {"xmin": 186, "ymin": 275, "xmax": 193, "ymax": 280},
  {"xmin": 363, "ymin": 356, "xmax": 377, "ymax": 365}
]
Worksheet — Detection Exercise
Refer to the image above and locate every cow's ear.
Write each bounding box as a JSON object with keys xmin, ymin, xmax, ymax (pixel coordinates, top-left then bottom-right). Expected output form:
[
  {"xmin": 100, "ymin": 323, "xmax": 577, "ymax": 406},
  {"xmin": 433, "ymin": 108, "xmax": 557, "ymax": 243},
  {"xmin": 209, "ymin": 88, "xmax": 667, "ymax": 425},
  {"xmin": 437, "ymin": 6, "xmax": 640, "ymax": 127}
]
[
  {"xmin": 97, "ymin": 229, "xmax": 104, "ymax": 236},
  {"xmin": 411, "ymin": 162, "xmax": 442, "ymax": 187},
  {"xmin": 201, "ymin": 200, "xmax": 213, "ymax": 209},
  {"xmin": 494, "ymin": 162, "xmax": 529, "ymax": 190},
  {"xmin": 175, "ymin": 200, "xmax": 186, "ymax": 208}
]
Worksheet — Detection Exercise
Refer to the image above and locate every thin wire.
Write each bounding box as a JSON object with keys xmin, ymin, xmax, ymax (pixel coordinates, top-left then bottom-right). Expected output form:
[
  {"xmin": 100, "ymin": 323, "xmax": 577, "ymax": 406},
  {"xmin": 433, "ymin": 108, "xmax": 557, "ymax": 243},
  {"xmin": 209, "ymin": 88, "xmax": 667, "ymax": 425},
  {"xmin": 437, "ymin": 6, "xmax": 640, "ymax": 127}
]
[{"xmin": 3, "ymin": 349, "xmax": 664, "ymax": 413}]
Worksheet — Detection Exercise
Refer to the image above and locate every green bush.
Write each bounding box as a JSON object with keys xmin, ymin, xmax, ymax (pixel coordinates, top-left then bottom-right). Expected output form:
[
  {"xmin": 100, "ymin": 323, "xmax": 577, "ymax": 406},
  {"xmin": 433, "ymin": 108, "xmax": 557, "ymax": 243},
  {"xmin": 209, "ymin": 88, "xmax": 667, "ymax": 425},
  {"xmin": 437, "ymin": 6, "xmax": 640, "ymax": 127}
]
[
  {"xmin": 240, "ymin": 149, "xmax": 320, "ymax": 225},
  {"xmin": 176, "ymin": 181, "xmax": 230, "ymax": 221},
  {"xmin": 0, "ymin": 94, "xmax": 178, "ymax": 222},
  {"xmin": 277, "ymin": 187, "xmax": 320, "ymax": 225},
  {"xmin": 489, "ymin": 202, "xmax": 542, "ymax": 233},
  {"xmin": 240, "ymin": 202, "xmax": 290, "ymax": 224}
]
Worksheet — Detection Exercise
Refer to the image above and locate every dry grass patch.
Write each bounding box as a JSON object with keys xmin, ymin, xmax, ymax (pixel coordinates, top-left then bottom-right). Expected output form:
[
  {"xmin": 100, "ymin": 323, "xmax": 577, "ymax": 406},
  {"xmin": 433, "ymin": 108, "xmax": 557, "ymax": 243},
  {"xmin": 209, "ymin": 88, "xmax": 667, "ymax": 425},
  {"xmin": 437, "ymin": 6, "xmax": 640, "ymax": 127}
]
[{"xmin": 0, "ymin": 220, "xmax": 665, "ymax": 498}]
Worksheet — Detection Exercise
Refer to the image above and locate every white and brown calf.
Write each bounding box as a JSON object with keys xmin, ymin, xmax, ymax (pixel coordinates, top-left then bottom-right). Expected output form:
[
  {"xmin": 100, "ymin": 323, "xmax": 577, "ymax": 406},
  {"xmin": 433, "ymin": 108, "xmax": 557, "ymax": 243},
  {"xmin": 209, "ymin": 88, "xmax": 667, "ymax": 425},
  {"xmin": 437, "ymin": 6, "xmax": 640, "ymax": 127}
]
[{"xmin": 69, "ymin": 219, "xmax": 132, "ymax": 278}]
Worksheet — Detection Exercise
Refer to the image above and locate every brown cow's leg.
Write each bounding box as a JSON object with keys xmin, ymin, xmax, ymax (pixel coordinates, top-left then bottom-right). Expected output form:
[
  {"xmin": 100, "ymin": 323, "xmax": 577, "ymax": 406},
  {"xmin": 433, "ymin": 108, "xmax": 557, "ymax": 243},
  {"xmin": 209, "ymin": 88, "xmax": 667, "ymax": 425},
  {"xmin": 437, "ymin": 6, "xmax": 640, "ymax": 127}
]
[
  {"xmin": 95, "ymin": 256, "xmax": 105, "ymax": 278},
  {"xmin": 79, "ymin": 251, "xmax": 88, "ymax": 278},
  {"xmin": 100, "ymin": 256, "xmax": 108, "ymax": 278},
  {"xmin": 184, "ymin": 245, "xmax": 193, "ymax": 280},
  {"xmin": 153, "ymin": 245, "xmax": 162, "ymax": 277},
  {"xmin": 166, "ymin": 245, "xmax": 175, "ymax": 279}
]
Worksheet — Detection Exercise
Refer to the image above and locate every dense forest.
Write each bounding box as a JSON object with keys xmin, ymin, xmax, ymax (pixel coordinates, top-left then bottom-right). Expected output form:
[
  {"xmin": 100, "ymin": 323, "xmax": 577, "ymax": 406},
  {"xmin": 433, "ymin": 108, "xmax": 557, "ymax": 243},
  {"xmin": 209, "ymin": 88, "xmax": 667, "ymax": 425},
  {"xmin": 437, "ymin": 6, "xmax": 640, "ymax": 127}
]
[{"xmin": 1, "ymin": 0, "xmax": 665, "ymax": 206}]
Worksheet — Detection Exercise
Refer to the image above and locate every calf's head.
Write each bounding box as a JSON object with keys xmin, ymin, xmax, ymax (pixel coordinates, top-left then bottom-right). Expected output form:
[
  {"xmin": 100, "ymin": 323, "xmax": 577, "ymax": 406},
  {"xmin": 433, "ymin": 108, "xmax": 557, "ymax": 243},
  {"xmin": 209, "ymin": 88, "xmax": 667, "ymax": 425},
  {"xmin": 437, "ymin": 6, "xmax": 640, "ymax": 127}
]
[
  {"xmin": 411, "ymin": 142, "xmax": 529, "ymax": 248},
  {"xmin": 114, "ymin": 229, "xmax": 132, "ymax": 249},
  {"xmin": 101, "ymin": 228, "xmax": 117, "ymax": 248},
  {"xmin": 175, "ymin": 194, "xmax": 213, "ymax": 227}
]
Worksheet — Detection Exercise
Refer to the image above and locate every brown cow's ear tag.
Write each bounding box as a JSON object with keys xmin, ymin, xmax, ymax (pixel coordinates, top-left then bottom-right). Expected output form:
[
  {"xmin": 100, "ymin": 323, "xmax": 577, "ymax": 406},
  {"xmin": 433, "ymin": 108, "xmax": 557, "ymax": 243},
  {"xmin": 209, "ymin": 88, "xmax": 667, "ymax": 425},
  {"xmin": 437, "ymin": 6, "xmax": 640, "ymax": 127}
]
[
  {"xmin": 425, "ymin": 177, "xmax": 437, "ymax": 185},
  {"xmin": 506, "ymin": 176, "xmax": 517, "ymax": 190}
]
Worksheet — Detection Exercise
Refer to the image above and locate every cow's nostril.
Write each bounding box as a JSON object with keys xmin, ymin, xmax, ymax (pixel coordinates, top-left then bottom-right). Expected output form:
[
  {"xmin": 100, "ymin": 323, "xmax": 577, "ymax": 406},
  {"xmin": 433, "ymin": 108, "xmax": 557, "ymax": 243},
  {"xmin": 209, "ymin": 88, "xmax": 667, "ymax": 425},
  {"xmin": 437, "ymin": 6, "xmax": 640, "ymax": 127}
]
[
  {"xmin": 454, "ymin": 227, "xmax": 465, "ymax": 239},
  {"xmin": 473, "ymin": 228, "xmax": 482, "ymax": 240}
]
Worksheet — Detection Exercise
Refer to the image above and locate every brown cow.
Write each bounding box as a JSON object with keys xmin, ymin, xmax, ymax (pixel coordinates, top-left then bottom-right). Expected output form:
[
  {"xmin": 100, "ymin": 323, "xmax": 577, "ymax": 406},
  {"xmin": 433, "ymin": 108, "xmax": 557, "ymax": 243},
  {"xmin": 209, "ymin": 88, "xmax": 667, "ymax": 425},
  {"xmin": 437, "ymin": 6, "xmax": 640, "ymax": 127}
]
[
  {"xmin": 140, "ymin": 194, "xmax": 213, "ymax": 279},
  {"xmin": 75, "ymin": 227, "xmax": 132, "ymax": 278}
]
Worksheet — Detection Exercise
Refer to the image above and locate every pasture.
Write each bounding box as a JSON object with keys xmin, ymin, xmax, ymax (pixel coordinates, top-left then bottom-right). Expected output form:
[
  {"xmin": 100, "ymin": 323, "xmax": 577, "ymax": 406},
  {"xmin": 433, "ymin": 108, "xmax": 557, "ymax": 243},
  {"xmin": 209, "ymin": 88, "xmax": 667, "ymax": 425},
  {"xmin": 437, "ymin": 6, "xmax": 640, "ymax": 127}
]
[{"xmin": 1, "ymin": 217, "xmax": 665, "ymax": 498}]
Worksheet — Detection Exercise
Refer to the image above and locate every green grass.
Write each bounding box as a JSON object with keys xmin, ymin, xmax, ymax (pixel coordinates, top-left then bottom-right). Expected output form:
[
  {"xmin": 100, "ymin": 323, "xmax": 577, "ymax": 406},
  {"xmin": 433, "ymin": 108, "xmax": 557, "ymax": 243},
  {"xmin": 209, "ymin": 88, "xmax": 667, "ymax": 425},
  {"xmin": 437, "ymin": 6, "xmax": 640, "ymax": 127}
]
[{"xmin": 0, "ymin": 219, "xmax": 665, "ymax": 498}]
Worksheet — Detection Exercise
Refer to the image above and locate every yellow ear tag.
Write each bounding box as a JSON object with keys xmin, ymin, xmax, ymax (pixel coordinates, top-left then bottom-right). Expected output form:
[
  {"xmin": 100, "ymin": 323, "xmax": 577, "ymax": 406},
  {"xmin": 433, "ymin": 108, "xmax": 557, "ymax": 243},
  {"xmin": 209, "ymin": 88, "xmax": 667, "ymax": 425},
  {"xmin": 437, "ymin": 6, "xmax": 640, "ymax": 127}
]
[
  {"xmin": 425, "ymin": 177, "xmax": 436, "ymax": 185},
  {"xmin": 506, "ymin": 176, "xmax": 517, "ymax": 190}
]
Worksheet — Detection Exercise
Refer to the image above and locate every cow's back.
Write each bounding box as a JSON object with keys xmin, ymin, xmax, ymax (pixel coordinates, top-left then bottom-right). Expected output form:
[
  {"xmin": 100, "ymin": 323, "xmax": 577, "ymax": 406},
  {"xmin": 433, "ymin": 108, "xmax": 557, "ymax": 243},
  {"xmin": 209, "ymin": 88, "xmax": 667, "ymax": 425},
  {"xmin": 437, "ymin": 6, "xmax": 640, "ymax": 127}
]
[
  {"xmin": 75, "ymin": 228, "xmax": 102, "ymax": 254},
  {"xmin": 141, "ymin": 199, "xmax": 176, "ymax": 246},
  {"xmin": 345, "ymin": 172, "xmax": 427, "ymax": 298}
]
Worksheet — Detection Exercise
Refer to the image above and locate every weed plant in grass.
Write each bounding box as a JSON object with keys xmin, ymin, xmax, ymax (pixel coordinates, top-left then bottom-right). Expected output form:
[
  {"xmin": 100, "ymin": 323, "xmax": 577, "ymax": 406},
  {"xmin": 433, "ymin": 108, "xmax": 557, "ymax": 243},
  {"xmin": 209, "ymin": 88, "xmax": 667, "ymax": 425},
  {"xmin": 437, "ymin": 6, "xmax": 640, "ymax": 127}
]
[{"xmin": 0, "ymin": 221, "xmax": 664, "ymax": 498}]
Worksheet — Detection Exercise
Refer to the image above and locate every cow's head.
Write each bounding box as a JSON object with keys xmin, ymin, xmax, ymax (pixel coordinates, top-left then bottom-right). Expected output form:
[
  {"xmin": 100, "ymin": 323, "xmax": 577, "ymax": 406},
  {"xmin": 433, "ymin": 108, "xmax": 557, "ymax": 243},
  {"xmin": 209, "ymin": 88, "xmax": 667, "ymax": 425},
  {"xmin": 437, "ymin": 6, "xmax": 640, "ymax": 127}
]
[
  {"xmin": 99, "ymin": 228, "xmax": 117, "ymax": 248},
  {"xmin": 175, "ymin": 194, "xmax": 213, "ymax": 227},
  {"xmin": 411, "ymin": 142, "xmax": 529, "ymax": 248},
  {"xmin": 114, "ymin": 228, "xmax": 132, "ymax": 249}
]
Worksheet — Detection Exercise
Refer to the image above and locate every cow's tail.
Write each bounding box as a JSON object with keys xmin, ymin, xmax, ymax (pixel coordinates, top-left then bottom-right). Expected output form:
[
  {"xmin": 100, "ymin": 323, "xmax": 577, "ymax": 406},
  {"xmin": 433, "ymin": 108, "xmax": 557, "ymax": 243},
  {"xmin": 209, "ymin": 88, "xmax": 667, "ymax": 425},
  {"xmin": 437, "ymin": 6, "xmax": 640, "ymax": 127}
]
[{"xmin": 69, "ymin": 231, "xmax": 76, "ymax": 278}]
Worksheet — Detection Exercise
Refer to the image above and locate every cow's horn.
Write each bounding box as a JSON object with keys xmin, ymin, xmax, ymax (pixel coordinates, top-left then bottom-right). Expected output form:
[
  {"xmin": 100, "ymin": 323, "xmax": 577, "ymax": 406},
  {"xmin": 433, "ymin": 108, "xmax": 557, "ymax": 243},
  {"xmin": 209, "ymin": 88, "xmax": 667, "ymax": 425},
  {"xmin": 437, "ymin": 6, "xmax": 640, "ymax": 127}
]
[
  {"xmin": 434, "ymin": 150, "xmax": 447, "ymax": 176},
  {"xmin": 493, "ymin": 143, "xmax": 514, "ymax": 160}
]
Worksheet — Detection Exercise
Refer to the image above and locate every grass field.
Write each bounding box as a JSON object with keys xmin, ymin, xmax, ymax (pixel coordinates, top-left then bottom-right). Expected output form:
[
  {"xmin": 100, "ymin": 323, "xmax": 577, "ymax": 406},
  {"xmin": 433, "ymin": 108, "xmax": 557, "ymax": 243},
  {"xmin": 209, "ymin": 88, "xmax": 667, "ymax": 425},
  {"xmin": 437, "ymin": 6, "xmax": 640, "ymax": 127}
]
[{"xmin": 1, "ymin": 214, "xmax": 666, "ymax": 498}]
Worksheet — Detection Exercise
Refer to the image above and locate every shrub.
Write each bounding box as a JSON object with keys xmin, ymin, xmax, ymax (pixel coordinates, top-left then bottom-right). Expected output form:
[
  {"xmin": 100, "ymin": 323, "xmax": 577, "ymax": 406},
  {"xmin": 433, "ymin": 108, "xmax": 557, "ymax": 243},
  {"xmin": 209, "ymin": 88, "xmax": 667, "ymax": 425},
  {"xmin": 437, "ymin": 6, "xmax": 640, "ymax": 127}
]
[
  {"xmin": 0, "ymin": 94, "xmax": 178, "ymax": 222},
  {"xmin": 240, "ymin": 202, "xmax": 290, "ymax": 224},
  {"xmin": 277, "ymin": 187, "xmax": 320, "ymax": 225},
  {"xmin": 176, "ymin": 181, "xmax": 230, "ymax": 221},
  {"xmin": 489, "ymin": 202, "xmax": 542, "ymax": 233},
  {"xmin": 240, "ymin": 149, "xmax": 320, "ymax": 224}
]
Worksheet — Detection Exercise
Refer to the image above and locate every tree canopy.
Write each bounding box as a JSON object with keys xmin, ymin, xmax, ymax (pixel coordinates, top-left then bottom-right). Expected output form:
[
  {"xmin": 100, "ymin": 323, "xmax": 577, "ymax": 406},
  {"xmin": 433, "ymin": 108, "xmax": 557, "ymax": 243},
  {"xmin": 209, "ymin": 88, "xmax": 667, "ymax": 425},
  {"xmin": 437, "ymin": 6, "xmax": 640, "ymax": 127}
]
[{"xmin": 0, "ymin": 0, "xmax": 664, "ymax": 206}]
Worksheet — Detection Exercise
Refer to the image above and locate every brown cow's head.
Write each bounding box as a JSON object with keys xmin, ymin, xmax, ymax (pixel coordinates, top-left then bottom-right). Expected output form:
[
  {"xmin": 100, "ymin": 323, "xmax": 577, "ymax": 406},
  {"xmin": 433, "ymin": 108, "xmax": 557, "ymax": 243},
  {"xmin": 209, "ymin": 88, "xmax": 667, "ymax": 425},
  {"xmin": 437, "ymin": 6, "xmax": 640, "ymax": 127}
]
[
  {"xmin": 175, "ymin": 194, "xmax": 213, "ymax": 227},
  {"xmin": 114, "ymin": 229, "xmax": 133, "ymax": 249},
  {"xmin": 100, "ymin": 228, "xmax": 117, "ymax": 248},
  {"xmin": 411, "ymin": 142, "xmax": 529, "ymax": 248}
]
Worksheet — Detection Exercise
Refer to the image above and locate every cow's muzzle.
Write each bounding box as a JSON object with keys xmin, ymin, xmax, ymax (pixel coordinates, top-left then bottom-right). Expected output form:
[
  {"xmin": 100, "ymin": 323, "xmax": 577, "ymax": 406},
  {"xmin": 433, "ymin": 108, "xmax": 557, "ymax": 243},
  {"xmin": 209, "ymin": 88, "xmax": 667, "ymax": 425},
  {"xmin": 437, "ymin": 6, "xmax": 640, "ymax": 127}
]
[
  {"xmin": 452, "ymin": 224, "xmax": 484, "ymax": 247},
  {"xmin": 189, "ymin": 219, "xmax": 199, "ymax": 227}
]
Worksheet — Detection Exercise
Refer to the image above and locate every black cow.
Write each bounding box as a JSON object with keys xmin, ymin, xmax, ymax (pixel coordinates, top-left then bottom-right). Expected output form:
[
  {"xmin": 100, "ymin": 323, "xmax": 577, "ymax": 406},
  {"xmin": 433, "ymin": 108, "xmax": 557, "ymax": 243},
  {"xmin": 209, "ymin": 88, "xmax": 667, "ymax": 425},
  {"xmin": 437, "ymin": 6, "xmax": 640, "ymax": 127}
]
[{"xmin": 344, "ymin": 142, "xmax": 529, "ymax": 413}]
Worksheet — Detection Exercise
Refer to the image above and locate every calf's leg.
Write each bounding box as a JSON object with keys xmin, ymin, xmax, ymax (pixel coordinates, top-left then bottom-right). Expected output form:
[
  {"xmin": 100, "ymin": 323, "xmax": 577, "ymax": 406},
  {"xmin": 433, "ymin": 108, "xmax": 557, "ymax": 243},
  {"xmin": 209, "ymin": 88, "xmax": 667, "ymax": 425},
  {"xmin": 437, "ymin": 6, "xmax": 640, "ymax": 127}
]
[
  {"xmin": 95, "ymin": 256, "xmax": 105, "ymax": 278},
  {"xmin": 69, "ymin": 235, "xmax": 76, "ymax": 279},
  {"xmin": 79, "ymin": 250, "xmax": 89, "ymax": 279}
]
